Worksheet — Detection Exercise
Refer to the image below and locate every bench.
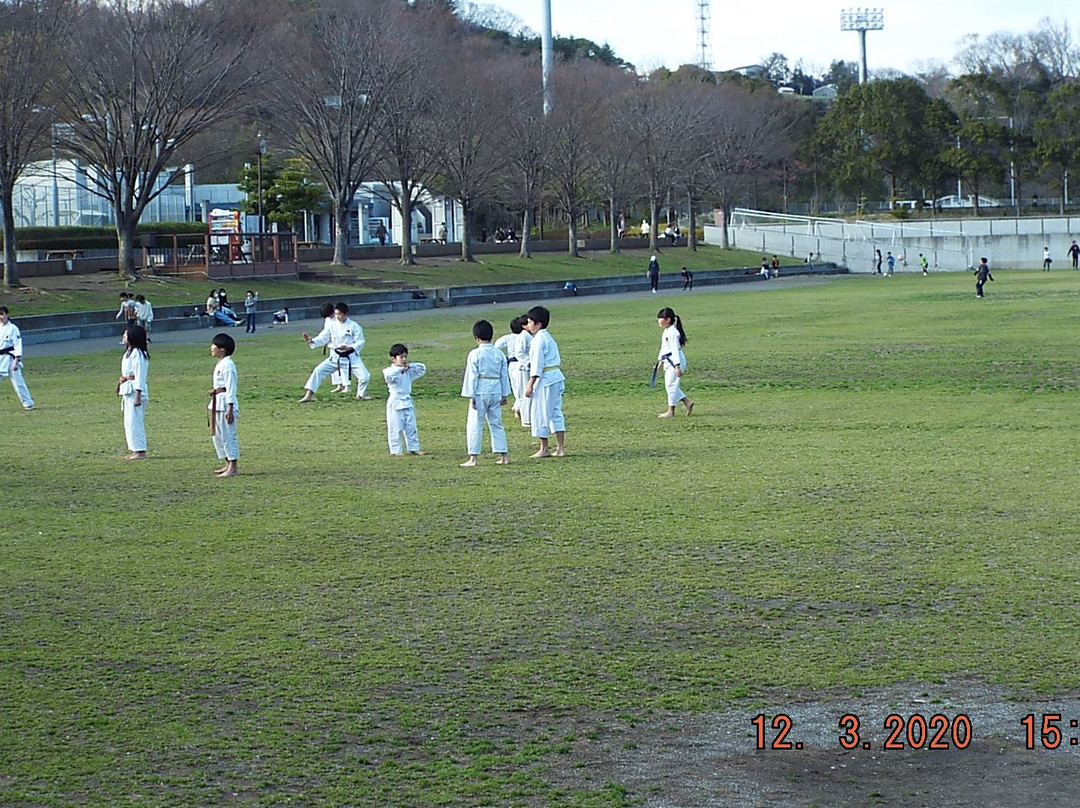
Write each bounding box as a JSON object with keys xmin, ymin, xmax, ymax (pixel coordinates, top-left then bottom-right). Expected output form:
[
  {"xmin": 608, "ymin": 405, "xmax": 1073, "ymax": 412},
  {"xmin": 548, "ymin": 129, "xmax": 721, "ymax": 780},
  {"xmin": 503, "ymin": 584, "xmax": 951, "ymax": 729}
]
[{"xmin": 46, "ymin": 250, "xmax": 85, "ymax": 260}]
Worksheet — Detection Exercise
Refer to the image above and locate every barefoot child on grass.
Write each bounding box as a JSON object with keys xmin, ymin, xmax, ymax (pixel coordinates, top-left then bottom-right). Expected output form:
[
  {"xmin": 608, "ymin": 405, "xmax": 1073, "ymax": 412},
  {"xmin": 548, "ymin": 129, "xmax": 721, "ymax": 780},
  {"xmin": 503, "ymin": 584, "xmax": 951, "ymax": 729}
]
[
  {"xmin": 460, "ymin": 319, "xmax": 511, "ymax": 467},
  {"xmin": 523, "ymin": 305, "xmax": 566, "ymax": 458},
  {"xmin": 656, "ymin": 307, "xmax": 693, "ymax": 418},
  {"xmin": 208, "ymin": 333, "xmax": 239, "ymax": 477},
  {"xmin": 384, "ymin": 343, "xmax": 427, "ymax": 456}
]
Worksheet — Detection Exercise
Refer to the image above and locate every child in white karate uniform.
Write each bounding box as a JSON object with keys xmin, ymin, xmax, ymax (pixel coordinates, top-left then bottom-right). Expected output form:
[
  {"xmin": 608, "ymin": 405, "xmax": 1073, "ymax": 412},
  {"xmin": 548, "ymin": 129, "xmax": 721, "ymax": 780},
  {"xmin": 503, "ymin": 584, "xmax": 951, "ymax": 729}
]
[
  {"xmin": 523, "ymin": 305, "xmax": 565, "ymax": 458},
  {"xmin": 0, "ymin": 306, "xmax": 34, "ymax": 410},
  {"xmin": 208, "ymin": 332, "xmax": 240, "ymax": 477},
  {"xmin": 299, "ymin": 302, "xmax": 371, "ymax": 401},
  {"xmin": 460, "ymin": 319, "xmax": 511, "ymax": 467},
  {"xmin": 509, "ymin": 316, "xmax": 532, "ymax": 425},
  {"xmin": 118, "ymin": 324, "xmax": 149, "ymax": 459},
  {"xmin": 383, "ymin": 343, "xmax": 427, "ymax": 455},
  {"xmin": 656, "ymin": 306, "xmax": 693, "ymax": 418}
]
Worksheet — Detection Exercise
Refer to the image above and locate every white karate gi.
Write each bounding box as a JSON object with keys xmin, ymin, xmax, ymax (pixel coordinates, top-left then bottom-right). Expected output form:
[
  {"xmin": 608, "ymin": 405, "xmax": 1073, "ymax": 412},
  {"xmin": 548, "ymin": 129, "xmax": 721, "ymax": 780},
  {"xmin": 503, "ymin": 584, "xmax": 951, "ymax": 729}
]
[
  {"xmin": 305, "ymin": 317, "xmax": 370, "ymax": 396},
  {"xmin": 493, "ymin": 333, "xmax": 514, "ymax": 358},
  {"xmin": 659, "ymin": 324, "xmax": 687, "ymax": 406},
  {"xmin": 0, "ymin": 319, "xmax": 34, "ymax": 409},
  {"xmin": 316, "ymin": 315, "xmax": 347, "ymax": 390},
  {"xmin": 511, "ymin": 330, "xmax": 532, "ymax": 424},
  {"xmin": 528, "ymin": 328, "xmax": 565, "ymax": 439},
  {"xmin": 383, "ymin": 362, "xmax": 427, "ymax": 453},
  {"xmin": 461, "ymin": 343, "xmax": 511, "ymax": 455},
  {"xmin": 119, "ymin": 348, "xmax": 149, "ymax": 452},
  {"xmin": 209, "ymin": 356, "xmax": 240, "ymax": 460}
]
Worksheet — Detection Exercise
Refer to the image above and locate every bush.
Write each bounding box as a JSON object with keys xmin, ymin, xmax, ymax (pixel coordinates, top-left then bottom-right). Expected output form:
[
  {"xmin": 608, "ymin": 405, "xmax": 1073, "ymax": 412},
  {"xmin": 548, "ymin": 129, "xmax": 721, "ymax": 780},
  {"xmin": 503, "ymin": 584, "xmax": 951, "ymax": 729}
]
[{"xmin": 4, "ymin": 222, "xmax": 207, "ymax": 250}]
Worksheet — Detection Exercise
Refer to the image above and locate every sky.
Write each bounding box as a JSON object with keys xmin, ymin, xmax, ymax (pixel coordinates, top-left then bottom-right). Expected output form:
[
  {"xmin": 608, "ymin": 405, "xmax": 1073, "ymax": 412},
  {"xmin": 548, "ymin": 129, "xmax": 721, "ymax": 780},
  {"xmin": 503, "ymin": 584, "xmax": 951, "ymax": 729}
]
[{"xmin": 484, "ymin": 0, "xmax": 1079, "ymax": 77}]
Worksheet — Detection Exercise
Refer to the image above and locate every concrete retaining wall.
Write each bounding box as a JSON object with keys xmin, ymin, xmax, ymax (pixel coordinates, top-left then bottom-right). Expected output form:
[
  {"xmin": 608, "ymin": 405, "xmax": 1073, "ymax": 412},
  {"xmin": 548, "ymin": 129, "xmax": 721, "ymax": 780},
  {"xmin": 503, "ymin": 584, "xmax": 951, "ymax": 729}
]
[{"xmin": 16, "ymin": 263, "xmax": 845, "ymax": 345}]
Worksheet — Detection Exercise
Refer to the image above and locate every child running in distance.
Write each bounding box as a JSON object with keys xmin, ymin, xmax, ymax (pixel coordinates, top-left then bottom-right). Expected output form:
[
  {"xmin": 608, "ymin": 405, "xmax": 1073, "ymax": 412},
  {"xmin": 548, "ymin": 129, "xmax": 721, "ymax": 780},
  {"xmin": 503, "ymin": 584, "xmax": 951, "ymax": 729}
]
[{"xmin": 656, "ymin": 306, "xmax": 693, "ymax": 418}]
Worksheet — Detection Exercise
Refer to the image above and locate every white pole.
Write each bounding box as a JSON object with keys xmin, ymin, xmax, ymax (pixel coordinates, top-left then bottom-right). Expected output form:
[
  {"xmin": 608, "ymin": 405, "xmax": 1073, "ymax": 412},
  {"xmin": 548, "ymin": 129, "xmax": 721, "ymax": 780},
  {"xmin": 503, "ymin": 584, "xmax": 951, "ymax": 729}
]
[{"xmin": 541, "ymin": 0, "xmax": 554, "ymax": 114}]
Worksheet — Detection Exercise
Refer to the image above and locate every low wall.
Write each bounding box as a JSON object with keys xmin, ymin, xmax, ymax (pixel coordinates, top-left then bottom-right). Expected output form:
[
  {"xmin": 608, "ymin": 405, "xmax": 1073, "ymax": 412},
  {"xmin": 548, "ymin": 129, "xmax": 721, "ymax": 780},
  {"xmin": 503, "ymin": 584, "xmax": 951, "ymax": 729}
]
[
  {"xmin": 712, "ymin": 213, "xmax": 1080, "ymax": 272},
  {"xmin": 17, "ymin": 263, "xmax": 845, "ymax": 345}
]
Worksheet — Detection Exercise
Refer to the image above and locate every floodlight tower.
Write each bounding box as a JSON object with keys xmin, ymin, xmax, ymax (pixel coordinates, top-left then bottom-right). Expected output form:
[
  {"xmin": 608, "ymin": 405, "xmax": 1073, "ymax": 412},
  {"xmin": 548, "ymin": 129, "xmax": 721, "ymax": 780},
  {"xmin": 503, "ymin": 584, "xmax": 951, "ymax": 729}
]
[
  {"xmin": 697, "ymin": 0, "xmax": 713, "ymax": 71},
  {"xmin": 840, "ymin": 7, "xmax": 884, "ymax": 84}
]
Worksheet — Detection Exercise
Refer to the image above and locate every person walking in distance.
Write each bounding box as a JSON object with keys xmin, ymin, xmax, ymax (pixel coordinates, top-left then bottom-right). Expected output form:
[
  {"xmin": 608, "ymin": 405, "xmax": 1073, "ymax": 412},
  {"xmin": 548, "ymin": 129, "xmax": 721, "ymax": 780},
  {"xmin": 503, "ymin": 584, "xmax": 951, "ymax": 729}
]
[{"xmin": 975, "ymin": 257, "xmax": 993, "ymax": 298}]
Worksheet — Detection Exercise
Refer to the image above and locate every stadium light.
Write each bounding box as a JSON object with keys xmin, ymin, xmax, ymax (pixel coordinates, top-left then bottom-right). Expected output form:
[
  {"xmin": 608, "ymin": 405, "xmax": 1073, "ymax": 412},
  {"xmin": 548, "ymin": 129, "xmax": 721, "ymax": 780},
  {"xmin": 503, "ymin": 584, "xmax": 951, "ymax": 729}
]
[{"xmin": 840, "ymin": 8, "xmax": 884, "ymax": 84}]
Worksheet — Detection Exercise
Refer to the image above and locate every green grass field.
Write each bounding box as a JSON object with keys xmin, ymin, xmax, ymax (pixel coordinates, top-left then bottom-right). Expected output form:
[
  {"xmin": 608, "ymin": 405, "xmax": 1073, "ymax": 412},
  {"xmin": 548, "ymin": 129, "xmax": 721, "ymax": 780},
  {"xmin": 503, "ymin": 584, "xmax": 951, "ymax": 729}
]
[{"xmin": 4, "ymin": 270, "xmax": 1080, "ymax": 806}]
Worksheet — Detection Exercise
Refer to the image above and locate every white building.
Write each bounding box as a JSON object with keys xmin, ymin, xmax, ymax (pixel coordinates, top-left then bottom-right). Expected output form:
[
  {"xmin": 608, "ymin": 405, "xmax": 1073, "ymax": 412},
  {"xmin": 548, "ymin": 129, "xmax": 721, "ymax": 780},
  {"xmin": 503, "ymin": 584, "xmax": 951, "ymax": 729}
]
[{"xmin": 14, "ymin": 160, "xmax": 462, "ymax": 246}]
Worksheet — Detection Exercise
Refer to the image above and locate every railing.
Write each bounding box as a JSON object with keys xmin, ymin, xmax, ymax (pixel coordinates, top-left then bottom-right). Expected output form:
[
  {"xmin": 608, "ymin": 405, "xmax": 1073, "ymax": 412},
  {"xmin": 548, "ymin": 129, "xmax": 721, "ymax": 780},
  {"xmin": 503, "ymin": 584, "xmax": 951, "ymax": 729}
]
[{"xmin": 145, "ymin": 232, "xmax": 301, "ymax": 277}]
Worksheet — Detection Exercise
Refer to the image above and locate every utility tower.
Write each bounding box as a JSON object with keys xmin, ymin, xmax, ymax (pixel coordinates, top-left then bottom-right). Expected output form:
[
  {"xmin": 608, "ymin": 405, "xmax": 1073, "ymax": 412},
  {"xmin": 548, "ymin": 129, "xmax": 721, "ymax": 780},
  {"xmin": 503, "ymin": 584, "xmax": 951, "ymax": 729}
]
[
  {"xmin": 697, "ymin": 0, "xmax": 712, "ymax": 71},
  {"xmin": 840, "ymin": 7, "xmax": 884, "ymax": 84}
]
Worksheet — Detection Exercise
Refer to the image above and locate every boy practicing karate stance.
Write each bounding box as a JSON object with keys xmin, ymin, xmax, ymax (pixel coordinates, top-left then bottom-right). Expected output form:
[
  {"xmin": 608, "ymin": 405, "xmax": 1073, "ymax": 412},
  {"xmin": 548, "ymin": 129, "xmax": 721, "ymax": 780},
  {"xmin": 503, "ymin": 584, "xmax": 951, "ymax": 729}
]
[
  {"xmin": 460, "ymin": 319, "xmax": 511, "ymax": 467},
  {"xmin": 523, "ymin": 305, "xmax": 566, "ymax": 458},
  {"xmin": 298, "ymin": 302, "xmax": 372, "ymax": 402},
  {"xmin": 383, "ymin": 343, "xmax": 427, "ymax": 456}
]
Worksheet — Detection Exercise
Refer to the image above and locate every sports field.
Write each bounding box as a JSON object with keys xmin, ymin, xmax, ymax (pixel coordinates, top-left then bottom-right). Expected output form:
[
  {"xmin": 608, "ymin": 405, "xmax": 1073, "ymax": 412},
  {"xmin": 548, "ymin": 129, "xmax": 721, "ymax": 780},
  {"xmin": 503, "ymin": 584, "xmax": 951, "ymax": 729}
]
[{"xmin": 5, "ymin": 270, "xmax": 1080, "ymax": 806}]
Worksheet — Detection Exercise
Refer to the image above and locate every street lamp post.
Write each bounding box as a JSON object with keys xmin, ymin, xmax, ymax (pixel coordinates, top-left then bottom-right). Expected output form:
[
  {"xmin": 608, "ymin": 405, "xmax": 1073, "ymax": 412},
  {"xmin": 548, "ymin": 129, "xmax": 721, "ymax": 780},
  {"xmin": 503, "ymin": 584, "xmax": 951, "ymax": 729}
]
[
  {"xmin": 50, "ymin": 123, "xmax": 60, "ymax": 228},
  {"xmin": 257, "ymin": 131, "xmax": 266, "ymax": 259}
]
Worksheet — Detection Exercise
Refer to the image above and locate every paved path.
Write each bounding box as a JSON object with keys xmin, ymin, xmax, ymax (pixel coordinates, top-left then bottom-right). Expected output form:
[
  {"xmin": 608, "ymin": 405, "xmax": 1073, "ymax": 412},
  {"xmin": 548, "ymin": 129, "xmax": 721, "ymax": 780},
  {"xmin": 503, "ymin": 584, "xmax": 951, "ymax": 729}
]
[{"xmin": 29, "ymin": 275, "xmax": 831, "ymax": 358}]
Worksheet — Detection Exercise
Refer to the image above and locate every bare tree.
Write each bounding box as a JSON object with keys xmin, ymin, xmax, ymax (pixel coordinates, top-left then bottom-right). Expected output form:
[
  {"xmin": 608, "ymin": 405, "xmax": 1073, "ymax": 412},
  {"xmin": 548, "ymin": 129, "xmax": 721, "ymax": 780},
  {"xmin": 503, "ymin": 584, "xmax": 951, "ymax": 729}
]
[
  {"xmin": 372, "ymin": 9, "xmax": 449, "ymax": 265},
  {"xmin": 546, "ymin": 62, "xmax": 610, "ymax": 257},
  {"xmin": 57, "ymin": 0, "xmax": 274, "ymax": 278},
  {"xmin": 591, "ymin": 76, "xmax": 642, "ymax": 254},
  {"xmin": 620, "ymin": 81, "xmax": 690, "ymax": 253},
  {"xmin": 282, "ymin": 0, "xmax": 403, "ymax": 266},
  {"xmin": 430, "ymin": 50, "xmax": 511, "ymax": 262},
  {"xmin": 0, "ymin": 0, "xmax": 74, "ymax": 288},
  {"xmin": 496, "ymin": 65, "xmax": 549, "ymax": 259},
  {"xmin": 702, "ymin": 83, "xmax": 802, "ymax": 248}
]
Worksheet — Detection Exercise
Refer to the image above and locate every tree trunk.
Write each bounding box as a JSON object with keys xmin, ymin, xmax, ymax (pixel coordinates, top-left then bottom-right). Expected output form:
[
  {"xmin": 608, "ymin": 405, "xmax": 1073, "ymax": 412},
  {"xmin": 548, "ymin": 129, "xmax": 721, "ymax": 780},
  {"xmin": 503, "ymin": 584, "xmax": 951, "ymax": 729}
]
[
  {"xmin": 1, "ymin": 188, "xmax": 18, "ymax": 288},
  {"xmin": 399, "ymin": 193, "xmax": 416, "ymax": 266},
  {"xmin": 459, "ymin": 201, "xmax": 473, "ymax": 262},
  {"xmin": 649, "ymin": 202, "xmax": 660, "ymax": 253},
  {"xmin": 519, "ymin": 208, "xmax": 532, "ymax": 258},
  {"xmin": 567, "ymin": 210, "xmax": 579, "ymax": 257},
  {"xmin": 608, "ymin": 196, "xmax": 619, "ymax": 254},
  {"xmin": 719, "ymin": 203, "xmax": 731, "ymax": 249},
  {"xmin": 686, "ymin": 191, "xmax": 698, "ymax": 252},
  {"xmin": 332, "ymin": 200, "xmax": 350, "ymax": 266},
  {"xmin": 117, "ymin": 221, "xmax": 138, "ymax": 278}
]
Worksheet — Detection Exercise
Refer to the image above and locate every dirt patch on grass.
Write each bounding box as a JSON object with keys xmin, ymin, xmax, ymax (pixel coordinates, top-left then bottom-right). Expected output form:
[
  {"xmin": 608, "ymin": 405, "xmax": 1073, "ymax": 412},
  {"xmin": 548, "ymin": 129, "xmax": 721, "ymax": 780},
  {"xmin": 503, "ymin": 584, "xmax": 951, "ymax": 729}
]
[{"xmin": 537, "ymin": 681, "xmax": 1080, "ymax": 806}]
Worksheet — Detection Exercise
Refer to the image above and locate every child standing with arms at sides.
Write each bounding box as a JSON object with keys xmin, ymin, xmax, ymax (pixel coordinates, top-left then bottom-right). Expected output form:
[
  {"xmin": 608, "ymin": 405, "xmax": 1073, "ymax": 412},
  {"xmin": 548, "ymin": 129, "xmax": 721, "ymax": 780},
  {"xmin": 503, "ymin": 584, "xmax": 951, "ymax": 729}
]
[
  {"xmin": 523, "ymin": 305, "xmax": 566, "ymax": 458},
  {"xmin": 243, "ymin": 290, "xmax": 258, "ymax": 333},
  {"xmin": 460, "ymin": 319, "xmax": 511, "ymax": 467},
  {"xmin": 118, "ymin": 324, "xmax": 149, "ymax": 460},
  {"xmin": 656, "ymin": 306, "xmax": 693, "ymax": 418},
  {"xmin": 383, "ymin": 343, "xmax": 427, "ymax": 456},
  {"xmin": 208, "ymin": 333, "xmax": 239, "ymax": 477}
]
